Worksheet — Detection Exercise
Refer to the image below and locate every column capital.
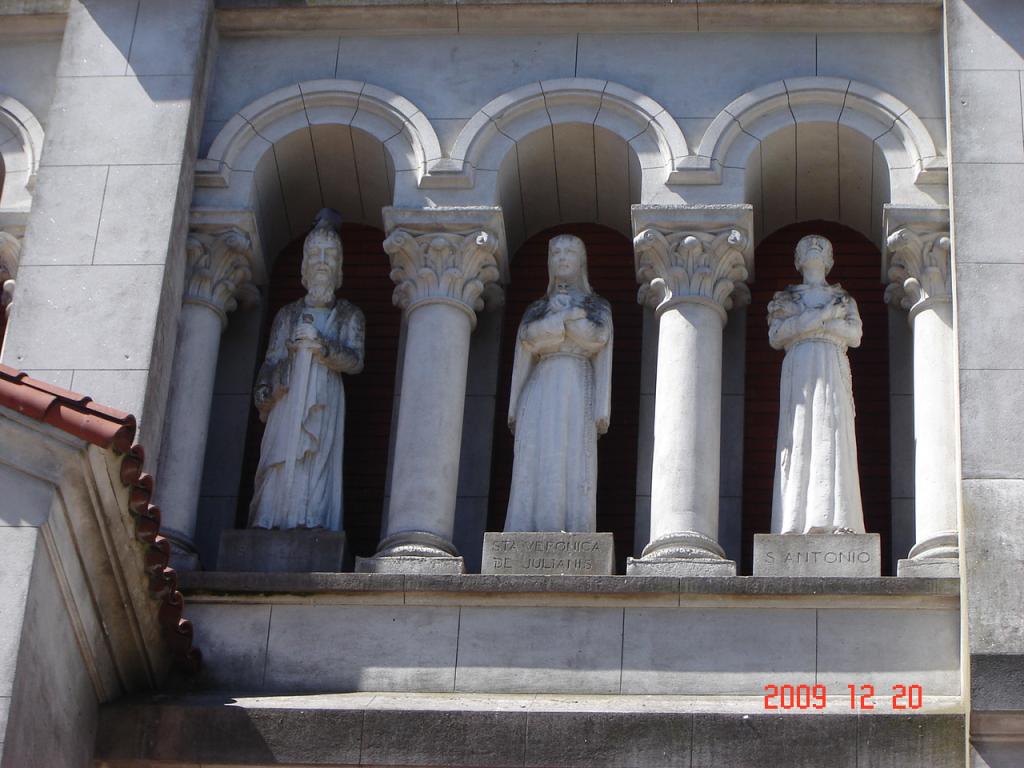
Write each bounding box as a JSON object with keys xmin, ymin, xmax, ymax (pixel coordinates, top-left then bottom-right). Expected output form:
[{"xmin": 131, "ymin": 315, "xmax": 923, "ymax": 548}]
[
  {"xmin": 631, "ymin": 205, "xmax": 753, "ymax": 321},
  {"xmin": 184, "ymin": 227, "xmax": 258, "ymax": 327},
  {"xmin": 0, "ymin": 230, "xmax": 22, "ymax": 316},
  {"xmin": 382, "ymin": 207, "xmax": 506, "ymax": 327},
  {"xmin": 884, "ymin": 226, "xmax": 952, "ymax": 322},
  {"xmin": 633, "ymin": 226, "xmax": 750, "ymax": 321}
]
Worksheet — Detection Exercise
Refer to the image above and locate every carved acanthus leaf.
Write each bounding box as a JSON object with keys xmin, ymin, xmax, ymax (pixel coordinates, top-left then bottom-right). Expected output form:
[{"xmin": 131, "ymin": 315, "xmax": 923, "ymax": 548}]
[
  {"xmin": 634, "ymin": 227, "xmax": 749, "ymax": 314},
  {"xmin": 885, "ymin": 227, "xmax": 951, "ymax": 313},
  {"xmin": 184, "ymin": 228, "xmax": 257, "ymax": 323},
  {"xmin": 0, "ymin": 231, "xmax": 22, "ymax": 315},
  {"xmin": 384, "ymin": 228, "xmax": 502, "ymax": 317}
]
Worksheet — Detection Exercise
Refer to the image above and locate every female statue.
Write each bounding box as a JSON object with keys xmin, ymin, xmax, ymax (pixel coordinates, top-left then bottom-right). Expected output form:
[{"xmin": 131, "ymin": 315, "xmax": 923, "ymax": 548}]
[
  {"xmin": 505, "ymin": 234, "xmax": 613, "ymax": 533},
  {"xmin": 768, "ymin": 234, "xmax": 865, "ymax": 534}
]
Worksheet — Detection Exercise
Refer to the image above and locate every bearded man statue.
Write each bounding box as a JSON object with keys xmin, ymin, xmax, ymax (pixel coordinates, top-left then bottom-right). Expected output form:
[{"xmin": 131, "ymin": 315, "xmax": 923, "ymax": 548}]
[{"xmin": 249, "ymin": 209, "xmax": 365, "ymax": 531}]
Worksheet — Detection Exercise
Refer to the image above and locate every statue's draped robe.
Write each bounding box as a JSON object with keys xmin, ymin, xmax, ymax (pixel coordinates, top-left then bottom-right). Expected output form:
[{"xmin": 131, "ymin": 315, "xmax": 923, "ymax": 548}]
[
  {"xmin": 768, "ymin": 284, "xmax": 865, "ymax": 534},
  {"xmin": 250, "ymin": 299, "xmax": 364, "ymax": 530},
  {"xmin": 505, "ymin": 292, "xmax": 612, "ymax": 532}
]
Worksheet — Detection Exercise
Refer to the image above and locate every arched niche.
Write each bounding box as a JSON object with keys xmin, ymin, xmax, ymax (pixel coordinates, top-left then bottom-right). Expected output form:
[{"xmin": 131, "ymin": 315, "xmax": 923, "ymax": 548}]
[
  {"xmin": 190, "ymin": 81, "xmax": 423, "ymax": 565},
  {"xmin": 228, "ymin": 223, "xmax": 399, "ymax": 563},
  {"xmin": 0, "ymin": 94, "xmax": 44, "ymax": 213},
  {"xmin": 421, "ymin": 79, "xmax": 679, "ymax": 236},
  {"xmin": 741, "ymin": 222, "xmax": 892, "ymax": 574},
  {"xmin": 194, "ymin": 79, "xmax": 441, "ymax": 268},
  {"xmin": 670, "ymin": 77, "xmax": 944, "ymax": 571},
  {"xmin": 486, "ymin": 223, "xmax": 643, "ymax": 573},
  {"xmin": 671, "ymin": 77, "xmax": 947, "ymax": 247}
]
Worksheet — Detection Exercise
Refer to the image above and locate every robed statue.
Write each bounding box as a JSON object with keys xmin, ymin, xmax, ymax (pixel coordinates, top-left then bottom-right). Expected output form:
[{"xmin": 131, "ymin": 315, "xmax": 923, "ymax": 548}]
[
  {"xmin": 768, "ymin": 234, "xmax": 865, "ymax": 535},
  {"xmin": 505, "ymin": 234, "xmax": 613, "ymax": 533},
  {"xmin": 249, "ymin": 210, "xmax": 365, "ymax": 531}
]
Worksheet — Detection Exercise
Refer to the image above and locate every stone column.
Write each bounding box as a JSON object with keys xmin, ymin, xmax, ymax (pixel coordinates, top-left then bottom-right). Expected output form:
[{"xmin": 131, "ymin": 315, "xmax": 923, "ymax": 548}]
[
  {"xmin": 357, "ymin": 208, "xmax": 505, "ymax": 574},
  {"xmin": 155, "ymin": 228, "xmax": 256, "ymax": 568},
  {"xmin": 0, "ymin": 231, "xmax": 21, "ymax": 345},
  {"xmin": 885, "ymin": 222, "xmax": 959, "ymax": 577},
  {"xmin": 627, "ymin": 206, "xmax": 751, "ymax": 576}
]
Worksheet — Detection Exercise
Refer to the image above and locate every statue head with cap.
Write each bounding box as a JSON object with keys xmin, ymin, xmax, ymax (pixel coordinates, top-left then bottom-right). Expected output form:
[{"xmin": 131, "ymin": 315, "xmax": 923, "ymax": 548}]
[{"xmin": 302, "ymin": 208, "xmax": 344, "ymax": 307}]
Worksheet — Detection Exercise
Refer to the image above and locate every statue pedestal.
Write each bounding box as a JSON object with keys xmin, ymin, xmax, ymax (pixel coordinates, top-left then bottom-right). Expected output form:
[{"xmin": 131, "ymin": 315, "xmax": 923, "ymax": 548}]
[
  {"xmin": 897, "ymin": 557, "xmax": 959, "ymax": 578},
  {"xmin": 481, "ymin": 532, "xmax": 615, "ymax": 575},
  {"xmin": 753, "ymin": 533, "xmax": 881, "ymax": 577},
  {"xmin": 625, "ymin": 557, "xmax": 736, "ymax": 577},
  {"xmin": 217, "ymin": 529, "xmax": 347, "ymax": 573}
]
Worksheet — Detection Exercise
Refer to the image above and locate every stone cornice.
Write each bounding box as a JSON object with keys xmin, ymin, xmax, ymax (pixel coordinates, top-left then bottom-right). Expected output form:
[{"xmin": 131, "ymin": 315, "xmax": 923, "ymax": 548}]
[
  {"xmin": 184, "ymin": 228, "xmax": 258, "ymax": 327},
  {"xmin": 213, "ymin": 1, "xmax": 941, "ymax": 36}
]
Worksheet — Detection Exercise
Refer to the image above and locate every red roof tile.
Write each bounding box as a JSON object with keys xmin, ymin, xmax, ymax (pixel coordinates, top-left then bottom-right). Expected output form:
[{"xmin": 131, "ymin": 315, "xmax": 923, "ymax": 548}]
[
  {"xmin": 0, "ymin": 364, "xmax": 136, "ymax": 453},
  {"xmin": 0, "ymin": 365, "xmax": 200, "ymax": 674}
]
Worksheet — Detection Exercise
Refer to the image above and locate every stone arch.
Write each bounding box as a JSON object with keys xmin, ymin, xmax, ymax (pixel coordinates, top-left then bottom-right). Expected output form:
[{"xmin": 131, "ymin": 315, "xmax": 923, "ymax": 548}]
[
  {"xmin": 682, "ymin": 77, "xmax": 945, "ymax": 188},
  {"xmin": 194, "ymin": 79, "xmax": 443, "ymax": 242},
  {"xmin": 426, "ymin": 79, "xmax": 689, "ymax": 201},
  {"xmin": 673, "ymin": 77, "xmax": 947, "ymax": 245},
  {"xmin": 0, "ymin": 95, "xmax": 44, "ymax": 212}
]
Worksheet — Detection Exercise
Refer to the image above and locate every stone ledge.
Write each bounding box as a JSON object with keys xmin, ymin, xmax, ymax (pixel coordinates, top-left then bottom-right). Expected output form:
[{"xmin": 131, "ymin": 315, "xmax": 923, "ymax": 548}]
[
  {"xmin": 180, "ymin": 570, "xmax": 959, "ymax": 596},
  {"xmin": 213, "ymin": 0, "xmax": 941, "ymax": 35},
  {"xmin": 96, "ymin": 693, "xmax": 965, "ymax": 767},
  {"xmin": 179, "ymin": 572, "xmax": 959, "ymax": 609}
]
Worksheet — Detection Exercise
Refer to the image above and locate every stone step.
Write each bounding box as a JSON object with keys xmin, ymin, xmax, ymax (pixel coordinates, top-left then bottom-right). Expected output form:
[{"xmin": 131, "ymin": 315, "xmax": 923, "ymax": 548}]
[{"xmin": 95, "ymin": 692, "xmax": 965, "ymax": 767}]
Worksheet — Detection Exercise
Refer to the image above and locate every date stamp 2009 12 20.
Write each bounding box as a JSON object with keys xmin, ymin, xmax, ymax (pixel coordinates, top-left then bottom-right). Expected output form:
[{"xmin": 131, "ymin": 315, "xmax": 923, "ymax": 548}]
[{"xmin": 763, "ymin": 683, "xmax": 924, "ymax": 711}]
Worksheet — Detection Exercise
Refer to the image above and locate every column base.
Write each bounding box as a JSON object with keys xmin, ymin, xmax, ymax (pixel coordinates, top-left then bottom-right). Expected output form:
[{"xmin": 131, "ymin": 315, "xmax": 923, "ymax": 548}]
[
  {"xmin": 898, "ymin": 558, "xmax": 959, "ymax": 578},
  {"xmin": 166, "ymin": 531, "xmax": 200, "ymax": 572},
  {"xmin": 355, "ymin": 531, "xmax": 465, "ymax": 574},
  {"xmin": 217, "ymin": 528, "xmax": 348, "ymax": 573},
  {"xmin": 899, "ymin": 532, "xmax": 959, "ymax": 577},
  {"xmin": 753, "ymin": 533, "xmax": 881, "ymax": 577},
  {"xmin": 627, "ymin": 532, "xmax": 735, "ymax": 576},
  {"xmin": 626, "ymin": 557, "xmax": 737, "ymax": 577},
  {"xmin": 354, "ymin": 554, "xmax": 465, "ymax": 575}
]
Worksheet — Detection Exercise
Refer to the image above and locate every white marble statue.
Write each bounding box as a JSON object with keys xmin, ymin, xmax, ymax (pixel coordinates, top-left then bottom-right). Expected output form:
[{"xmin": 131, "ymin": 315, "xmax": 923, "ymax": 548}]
[
  {"xmin": 249, "ymin": 210, "xmax": 365, "ymax": 531},
  {"xmin": 505, "ymin": 234, "xmax": 613, "ymax": 533},
  {"xmin": 768, "ymin": 234, "xmax": 865, "ymax": 535}
]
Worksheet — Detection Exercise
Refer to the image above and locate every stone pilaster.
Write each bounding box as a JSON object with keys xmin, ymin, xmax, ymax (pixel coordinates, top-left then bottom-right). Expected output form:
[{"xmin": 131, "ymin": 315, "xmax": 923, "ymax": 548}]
[
  {"xmin": 884, "ymin": 214, "xmax": 958, "ymax": 577},
  {"xmin": 358, "ymin": 207, "xmax": 505, "ymax": 574},
  {"xmin": 155, "ymin": 228, "xmax": 257, "ymax": 567},
  {"xmin": 627, "ymin": 205, "xmax": 752, "ymax": 576}
]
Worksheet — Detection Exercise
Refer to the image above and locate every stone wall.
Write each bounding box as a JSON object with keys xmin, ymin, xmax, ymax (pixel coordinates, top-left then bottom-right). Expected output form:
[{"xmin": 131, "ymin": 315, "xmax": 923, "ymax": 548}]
[{"xmin": 946, "ymin": 2, "xmax": 1024, "ymax": 766}]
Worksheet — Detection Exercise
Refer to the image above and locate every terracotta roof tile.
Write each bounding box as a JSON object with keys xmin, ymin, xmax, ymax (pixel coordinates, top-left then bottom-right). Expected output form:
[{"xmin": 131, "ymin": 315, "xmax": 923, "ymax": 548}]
[
  {"xmin": 0, "ymin": 366, "xmax": 201, "ymax": 674},
  {"xmin": 0, "ymin": 364, "xmax": 136, "ymax": 453}
]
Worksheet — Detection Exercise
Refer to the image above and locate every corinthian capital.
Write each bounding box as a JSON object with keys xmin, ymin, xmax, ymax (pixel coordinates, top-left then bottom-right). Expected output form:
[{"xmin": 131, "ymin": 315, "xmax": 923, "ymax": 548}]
[
  {"xmin": 184, "ymin": 228, "xmax": 257, "ymax": 326},
  {"xmin": 634, "ymin": 226, "xmax": 749, "ymax": 320},
  {"xmin": 885, "ymin": 227, "xmax": 951, "ymax": 320},
  {"xmin": 0, "ymin": 231, "xmax": 21, "ymax": 317},
  {"xmin": 384, "ymin": 228, "xmax": 502, "ymax": 326}
]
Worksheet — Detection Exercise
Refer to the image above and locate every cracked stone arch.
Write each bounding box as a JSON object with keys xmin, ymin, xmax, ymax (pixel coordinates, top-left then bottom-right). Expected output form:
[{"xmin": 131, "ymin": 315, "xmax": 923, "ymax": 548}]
[
  {"xmin": 666, "ymin": 77, "xmax": 948, "ymax": 247},
  {"xmin": 193, "ymin": 79, "xmax": 443, "ymax": 263},
  {"xmin": 0, "ymin": 94, "xmax": 44, "ymax": 214}
]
